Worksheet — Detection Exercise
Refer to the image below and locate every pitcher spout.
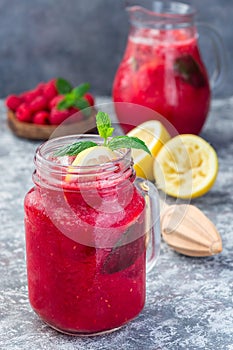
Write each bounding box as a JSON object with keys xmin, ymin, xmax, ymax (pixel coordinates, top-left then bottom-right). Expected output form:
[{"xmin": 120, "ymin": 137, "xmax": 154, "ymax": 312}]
[{"xmin": 126, "ymin": 1, "xmax": 195, "ymax": 29}]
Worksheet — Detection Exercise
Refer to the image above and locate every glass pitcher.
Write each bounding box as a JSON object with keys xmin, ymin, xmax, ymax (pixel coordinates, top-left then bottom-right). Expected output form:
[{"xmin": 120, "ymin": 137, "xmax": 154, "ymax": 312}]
[
  {"xmin": 112, "ymin": 0, "xmax": 225, "ymax": 134},
  {"xmin": 24, "ymin": 134, "xmax": 161, "ymax": 335}
]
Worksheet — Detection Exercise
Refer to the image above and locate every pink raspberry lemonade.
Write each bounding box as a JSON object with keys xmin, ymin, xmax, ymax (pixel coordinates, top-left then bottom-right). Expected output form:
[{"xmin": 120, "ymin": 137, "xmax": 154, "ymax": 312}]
[
  {"xmin": 24, "ymin": 135, "xmax": 160, "ymax": 335},
  {"xmin": 112, "ymin": 3, "xmax": 211, "ymax": 135}
]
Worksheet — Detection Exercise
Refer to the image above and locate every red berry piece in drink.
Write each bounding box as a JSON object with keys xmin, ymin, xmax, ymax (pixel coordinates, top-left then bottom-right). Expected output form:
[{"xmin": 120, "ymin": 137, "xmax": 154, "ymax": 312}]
[
  {"xmin": 5, "ymin": 94, "xmax": 22, "ymax": 111},
  {"xmin": 30, "ymin": 95, "xmax": 48, "ymax": 113},
  {"xmin": 16, "ymin": 103, "xmax": 32, "ymax": 122},
  {"xmin": 101, "ymin": 231, "xmax": 146, "ymax": 275},
  {"xmin": 133, "ymin": 62, "xmax": 167, "ymax": 113},
  {"xmin": 113, "ymin": 62, "xmax": 137, "ymax": 102},
  {"xmin": 33, "ymin": 111, "xmax": 50, "ymax": 125}
]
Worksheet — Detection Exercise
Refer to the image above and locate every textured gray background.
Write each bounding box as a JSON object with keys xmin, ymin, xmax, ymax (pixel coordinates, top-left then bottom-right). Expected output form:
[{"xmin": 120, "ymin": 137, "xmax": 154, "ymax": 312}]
[{"xmin": 0, "ymin": 0, "xmax": 232, "ymax": 98}]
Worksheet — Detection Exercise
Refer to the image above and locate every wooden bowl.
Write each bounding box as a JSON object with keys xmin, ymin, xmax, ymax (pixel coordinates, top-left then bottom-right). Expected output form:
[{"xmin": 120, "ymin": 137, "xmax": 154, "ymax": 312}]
[{"xmin": 7, "ymin": 109, "xmax": 98, "ymax": 140}]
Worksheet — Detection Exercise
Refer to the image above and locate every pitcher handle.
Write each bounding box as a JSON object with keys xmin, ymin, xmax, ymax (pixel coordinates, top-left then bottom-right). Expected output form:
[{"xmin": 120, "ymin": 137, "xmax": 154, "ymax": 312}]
[
  {"xmin": 197, "ymin": 22, "xmax": 227, "ymax": 91},
  {"xmin": 135, "ymin": 178, "xmax": 161, "ymax": 273}
]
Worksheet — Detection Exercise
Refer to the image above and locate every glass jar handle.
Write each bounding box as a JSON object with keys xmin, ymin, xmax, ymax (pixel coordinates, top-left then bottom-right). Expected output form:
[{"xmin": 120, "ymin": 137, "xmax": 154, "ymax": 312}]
[
  {"xmin": 135, "ymin": 178, "xmax": 161, "ymax": 273},
  {"xmin": 198, "ymin": 23, "xmax": 227, "ymax": 90}
]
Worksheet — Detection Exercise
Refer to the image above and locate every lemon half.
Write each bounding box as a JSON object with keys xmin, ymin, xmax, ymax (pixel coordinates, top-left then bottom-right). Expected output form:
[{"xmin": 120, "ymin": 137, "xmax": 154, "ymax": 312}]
[
  {"xmin": 127, "ymin": 120, "xmax": 170, "ymax": 180},
  {"xmin": 153, "ymin": 134, "xmax": 218, "ymax": 198},
  {"xmin": 65, "ymin": 146, "xmax": 118, "ymax": 182}
]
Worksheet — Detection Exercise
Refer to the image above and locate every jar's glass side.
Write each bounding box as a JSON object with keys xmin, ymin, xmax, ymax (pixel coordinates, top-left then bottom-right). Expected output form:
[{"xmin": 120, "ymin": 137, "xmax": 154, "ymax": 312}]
[{"xmin": 24, "ymin": 136, "xmax": 148, "ymax": 335}]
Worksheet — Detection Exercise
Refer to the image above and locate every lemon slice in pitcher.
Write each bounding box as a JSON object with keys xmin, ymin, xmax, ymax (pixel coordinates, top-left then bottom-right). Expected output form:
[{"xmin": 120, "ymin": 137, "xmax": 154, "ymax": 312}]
[
  {"xmin": 127, "ymin": 120, "xmax": 170, "ymax": 180},
  {"xmin": 65, "ymin": 146, "xmax": 118, "ymax": 182},
  {"xmin": 153, "ymin": 134, "xmax": 218, "ymax": 198}
]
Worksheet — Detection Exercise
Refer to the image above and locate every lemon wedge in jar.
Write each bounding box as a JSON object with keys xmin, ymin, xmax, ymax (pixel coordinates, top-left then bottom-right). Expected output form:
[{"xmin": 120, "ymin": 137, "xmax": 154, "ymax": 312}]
[
  {"xmin": 153, "ymin": 134, "xmax": 218, "ymax": 199},
  {"xmin": 65, "ymin": 146, "xmax": 118, "ymax": 182},
  {"xmin": 127, "ymin": 120, "xmax": 170, "ymax": 181},
  {"xmin": 71, "ymin": 146, "xmax": 117, "ymax": 166}
]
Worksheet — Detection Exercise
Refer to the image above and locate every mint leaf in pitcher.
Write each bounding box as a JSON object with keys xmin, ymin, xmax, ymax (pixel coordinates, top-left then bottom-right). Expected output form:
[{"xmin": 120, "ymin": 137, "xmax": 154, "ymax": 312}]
[{"xmin": 174, "ymin": 55, "xmax": 207, "ymax": 88}]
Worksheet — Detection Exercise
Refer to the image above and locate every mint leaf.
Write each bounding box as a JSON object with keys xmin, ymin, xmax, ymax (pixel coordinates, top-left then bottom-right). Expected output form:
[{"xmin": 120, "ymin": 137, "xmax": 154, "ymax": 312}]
[
  {"xmin": 57, "ymin": 97, "xmax": 74, "ymax": 110},
  {"xmin": 73, "ymin": 83, "xmax": 90, "ymax": 98},
  {"xmin": 56, "ymin": 78, "xmax": 73, "ymax": 94},
  {"xmin": 54, "ymin": 141, "xmax": 97, "ymax": 157},
  {"xmin": 174, "ymin": 55, "xmax": 206, "ymax": 88},
  {"xmin": 73, "ymin": 98, "xmax": 90, "ymax": 111},
  {"xmin": 108, "ymin": 136, "xmax": 151, "ymax": 155},
  {"xmin": 96, "ymin": 112, "xmax": 114, "ymax": 144},
  {"xmin": 58, "ymin": 94, "xmax": 91, "ymax": 115},
  {"xmin": 73, "ymin": 98, "xmax": 92, "ymax": 117}
]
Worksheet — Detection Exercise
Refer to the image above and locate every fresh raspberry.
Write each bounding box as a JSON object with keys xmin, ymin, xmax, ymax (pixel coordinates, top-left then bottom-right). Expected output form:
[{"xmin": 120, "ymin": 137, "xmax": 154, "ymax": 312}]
[
  {"xmin": 35, "ymin": 82, "xmax": 46, "ymax": 95},
  {"xmin": 68, "ymin": 107, "xmax": 80, "ymax": 116},
  {"xmin": 49, "ymin": 95, "xmax": 64, "ymax": 110},
  {"xmin": 30, "ymin": 95, "xmax": 48, "ymax": 113},
  {"xmin": 23, "ymin": 89, "xmax": 40, "ymax": 104},
  {"xmin": 33, "ymin": 111, "xmax": 50, "ymax": 125},
  {"xmin": 67, "ymin": 107, "xmax": 83, "ymax": 122},
  {"xmin": 16, "ymin": 103, "xmax": 32, "ymax": 122},
  {"xmin": 5, "ymin": 94, "xmax": 22, "ymax": 111},
  {"xmin": 43, "ymin": 79, "xmax": 58, "ymax": 101},
  {"xmin": 49, "ymin": 107, "xmax": 70, "ymax": 125},
  {"xmin": 84, "ymin": 93, "xmax": 95, "ymax": 106}
]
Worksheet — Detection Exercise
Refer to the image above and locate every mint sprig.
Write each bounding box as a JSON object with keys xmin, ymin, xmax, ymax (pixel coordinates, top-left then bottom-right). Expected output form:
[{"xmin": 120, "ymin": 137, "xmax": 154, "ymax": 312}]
[
  {"xmin": 54, "ymin": 111, "xmax": 151, "ymax": 158},
  {"xmin": 96, "ymin": 112, "xmax": 114, "ymax": 145},
  {"xmin": 56, "ymin": 80, "xmax": 92, "ymax": 116}
]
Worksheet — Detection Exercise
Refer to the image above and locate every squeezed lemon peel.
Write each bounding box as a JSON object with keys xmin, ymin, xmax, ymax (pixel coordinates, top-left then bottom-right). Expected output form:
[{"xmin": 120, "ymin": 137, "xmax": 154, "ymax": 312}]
[{"xmin": 153, "ymin": 134, "xmax": 218, "ymax": 198}]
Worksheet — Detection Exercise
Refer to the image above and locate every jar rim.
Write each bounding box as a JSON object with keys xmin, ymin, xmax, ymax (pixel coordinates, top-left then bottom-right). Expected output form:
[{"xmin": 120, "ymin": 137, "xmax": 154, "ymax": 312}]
[{"xmin": 36, "ymin": 134, "xmax": 131, "ymax": 170}]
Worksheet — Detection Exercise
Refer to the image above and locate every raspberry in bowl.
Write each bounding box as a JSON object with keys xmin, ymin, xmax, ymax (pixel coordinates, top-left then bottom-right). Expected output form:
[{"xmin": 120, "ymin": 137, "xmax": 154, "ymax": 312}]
[{"xmin": 6, "ymin": 78, "xmax": 97, "ymax": 140}]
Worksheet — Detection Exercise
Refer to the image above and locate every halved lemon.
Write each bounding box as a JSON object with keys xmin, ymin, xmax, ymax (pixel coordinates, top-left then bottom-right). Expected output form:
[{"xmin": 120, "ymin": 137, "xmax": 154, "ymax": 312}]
[
  {"xmin": 65, "ymin": 146, "xmax": 118, "ymax": 182},
  {"xmin": 153, "ymin": 134, "xmax": 218, "ymax": 198},
  {"xmin": 127, "ymin": 120, "xmax": 171, "ymax": 180}
]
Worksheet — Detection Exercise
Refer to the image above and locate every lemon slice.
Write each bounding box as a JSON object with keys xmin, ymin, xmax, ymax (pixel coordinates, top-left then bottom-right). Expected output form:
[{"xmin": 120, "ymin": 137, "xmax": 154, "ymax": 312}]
[
  {"xmin": 153, "ymin": 134, "xmax": 218, "ymax": 198},
  {"xmin": 65, "ymin": 146, "xmax": 118, "ymax": 182},
  {"xmin": 127, "ymin": 120, "xmax": 170, "ymax": 180}
]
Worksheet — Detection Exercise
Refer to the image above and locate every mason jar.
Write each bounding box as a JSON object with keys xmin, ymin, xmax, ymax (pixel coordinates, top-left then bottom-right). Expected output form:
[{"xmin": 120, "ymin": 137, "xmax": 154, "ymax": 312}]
[{"xmin": 24, "ymin": 134, "xmax": 160, "ymax": 335}]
